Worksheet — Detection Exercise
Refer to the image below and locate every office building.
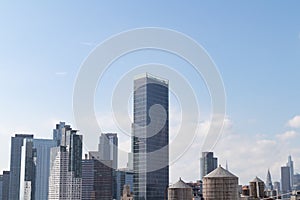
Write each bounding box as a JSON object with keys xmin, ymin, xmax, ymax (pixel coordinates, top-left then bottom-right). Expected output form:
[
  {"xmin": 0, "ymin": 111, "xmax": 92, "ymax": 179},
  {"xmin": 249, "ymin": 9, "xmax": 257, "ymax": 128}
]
[
  {"xmin": 202, "ymin": 165, "xmax": 239, "ymax": 200},
  {"xmin": 132, "ymin": 74, "xmax": 169, "ymax": 199},
  {"xmin": 127, "ymin": 153, "xmax": 133, "ymax": 171},
  {"xmin": 19, "ymin": 137, "xmax": 36, "ymax": 200},
  {"xmin": 0, "ymin": 175, "xmax": 2, "ymax": 200},
  {"xmin": 2, "ymin": 171, "xmax": 10, "ymax": 200},
  {"xmin": 249, "ymin": 177, "xmax": 264, "ymax": 198},
  {"xmin": 186, "ymin": 181, "xmax": 202, "ymax": 199},
  {"xmin": 82, "ymin": 157, "xmax": 113, "ymax": 200},
  {"xmin": 33, "ymin": 139, "xmax": 56, "ymax": 200},
  {"xmin": 53, "ymin": 122, "xmax": 71, "ymax": 146},
  {"xmin": 200, "ymin": 152, "xmax": 218, "ymax": 179},
  {"xmin": 9, "ymin": 134, "xmax": 34, "ymax": 200},
  {"xmin": 48, "ymin": 122, "xmax": 82, "ymax": 200},
  {"xmin": 116, "ymin": 169, "xmax": 134, "ymax": 200},
  {"xmin": 273, "ymin": 181, "xmax": 281, "ymax": 198},
  {"xmin": 168, "ymin": 178, "xmax": 193, "ymax": 200},
  {"xmin": 287, "ymin": 155, "xmax": 294, "ymax": 189},
  {"xmin": 98, "ymin": 133, "xmax": 118, "ymax": 169},
  {"xmin": 265, "ymin": 169, "xmax": 273, "ymax": 191},
  {"xmin": 281, "ymin": 166, "xmax": 291, "ymax": 199},
  {"xmin": 294, "ymin": 174, "xmax": 300, "ymax": 190}
]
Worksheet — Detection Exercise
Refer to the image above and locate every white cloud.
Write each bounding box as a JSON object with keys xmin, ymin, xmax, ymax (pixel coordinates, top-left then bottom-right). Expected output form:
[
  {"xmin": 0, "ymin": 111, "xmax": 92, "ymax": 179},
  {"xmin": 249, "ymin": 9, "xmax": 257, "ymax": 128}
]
[
  {"xmin": 55, "ymin": 72, "xmax": 67, "ymax": 76},
  {"xmin": 80, "ymin": 41, "xmax": 97, "ymax": 47},
  {"xmin": 276, "ymin": 130, "xmax": 298, "ymax": 141},
  {"xmin": 212, "ymin": 125, "xmax": 300, "ymax": 185},
  {"xmin": 287, "ymin": 115, "xmax": 300, "ymax": 128},
  {"xmin": 78, "ymin": 110, "xmax": 300, "ymax": 185}
]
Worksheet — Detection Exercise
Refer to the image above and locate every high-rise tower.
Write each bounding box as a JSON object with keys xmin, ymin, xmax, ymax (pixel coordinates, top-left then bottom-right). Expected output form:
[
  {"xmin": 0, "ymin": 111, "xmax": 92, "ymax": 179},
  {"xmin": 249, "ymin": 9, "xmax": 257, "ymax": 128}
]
[
  {"xmin": 266, "ymin": 169, "xmax": 273, "ymax": 191},
  {"xmin": 132, "ymin": 73, "xmax": 169, "ymax": 200},
  {"xmin": 33, "ymin": 139, "xmax": 56, "ymax": 199},
  {"xmin": 48, "ymin": 122, "xmax": 83, "ymax": 200},
  {"xmin": 287, "ymin": 155, "xmax": 294, "ymax": 189},
  {"xmin": 98, "ymin": 133, "xmax": 118, "ymax": 169},
  {"xmin": 200, "ymin": 152, "xmax": 218, "ymax": 180},
  {"xmin": 8, "ymin": 134, "xmax": 34, "ymax": 200},
  {"xmin": 281, "ymin": 166, "xmax": 291, "ymax": 199}
]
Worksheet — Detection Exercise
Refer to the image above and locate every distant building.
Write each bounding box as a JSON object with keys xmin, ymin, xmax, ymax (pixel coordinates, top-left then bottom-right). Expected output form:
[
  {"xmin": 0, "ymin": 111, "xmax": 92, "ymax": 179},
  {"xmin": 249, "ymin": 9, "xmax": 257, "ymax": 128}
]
[
  {"xmin": 48, "ymin": 122, "xmax": 82, "ymax": 200},
  {"xmin": 0, "ymin": 175, "xmax": 3, "ymax": 200},
  {"xmin": 168, "ymin": 178, "xmax": 193, "ymax": 200},
  {"xmin": 33, "ymin": 139, "xmax": 56, "ymax": 200},
  {"xmin": 200, "ymin": 152, "xmax": 217, "ymax": 180},
  {"xmin": 98, "ymin": 133, "xmax": 118, "ymax": 169},
  {"xmin": 89, "ymin": 151, "xmax": 101, "ymax": 160},
  {"xmin": 202, "ymin": 165, "xmax": 239, "ymax": 200},
  {"xmin": 186, "ymin": 180, "xmax": 202, "ymax": 198},
  {"xmin": 249, "ymin": 177, "xmax": 264, "ymax": 198},
  {"xmin": 127, "ymin": 153, "xmax": 133, "ymax": 171},
  {"xmin": 8, "ymin": 134, "xmax": 33, "ymax": 200},
  {"xmin": 82, "ymin": 157, "xmax": 113, "ymax": 200},
  {"xmin": 294, "ymin": 174, "xmax": 300, "ymax": 190},
  {"xmin": 287, "ymin": 155, "xmax": 295, "ymax": 189},
  {"xmin": 265, "ymin": 169, "xmax": 273, "ymax": 191},
  {"xmin": 2, "ymin": 171, "xmax": 10, "ymax": 200},
  {"xmin": 281, "ymin": 166, "xmax": 291, "ymax": 199},
  {"xmin": 115, "ymin": 169, "xmax": 133, "ymax": 200},
  {"xmin": 273, "ymin": 181, "xmax": 281, "ymax": 197},
  {"xmin": 19, "ymin": 137, "xmax": 36, "ymax": 200}
]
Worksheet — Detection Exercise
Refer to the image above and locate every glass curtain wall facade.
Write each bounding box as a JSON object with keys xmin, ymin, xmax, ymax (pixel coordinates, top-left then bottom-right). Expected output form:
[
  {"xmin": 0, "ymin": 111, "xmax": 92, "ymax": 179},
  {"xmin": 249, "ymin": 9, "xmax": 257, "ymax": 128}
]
[{"xmin": 133, "ymin": 74, "xmax": 169, "ymax": 200}]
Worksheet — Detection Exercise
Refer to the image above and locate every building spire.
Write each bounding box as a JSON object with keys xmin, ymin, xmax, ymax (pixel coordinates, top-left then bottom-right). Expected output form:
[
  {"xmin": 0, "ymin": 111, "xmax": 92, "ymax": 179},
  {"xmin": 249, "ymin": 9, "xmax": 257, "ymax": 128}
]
[
  {"xmin": 266, "ymin": 169, "xmax": 273, "ymax": 191},
  {"xmin": 226, "ymin": 160, "xmax": 228, "ymax": 171}
]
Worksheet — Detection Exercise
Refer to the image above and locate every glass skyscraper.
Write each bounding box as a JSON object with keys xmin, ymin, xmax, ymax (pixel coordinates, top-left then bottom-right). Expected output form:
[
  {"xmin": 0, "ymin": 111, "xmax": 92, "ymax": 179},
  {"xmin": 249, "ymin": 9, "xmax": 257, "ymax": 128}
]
[
  {"xmin": 48, "ymin": 122, "xmax": 83, "ymax": 200},
  {"xmin": 132, "ymin": 73, "xmax": 169, "ymax": 200},
  {"xmin": 200, "ymin": 152, "xmax": 218, "ymax": 180},
  {"xmin": 287, "ymin": 155, "xmax": 294, "ymax": 189},
  {"xmin": 9, "ymin": 134, "xmax": 34, "ymax": 200},
  {"xmin": 33, "ymin": 139, "xmax": 56, "ymax": 200},
  {"xmin": 98, "ymin": 133, "xmax": 118, "ymax": 169},
  {"xmin": 281, "ymin": 166, "xmax": 291, "ymax": 199},
  {"xmin": 2, "ymin": 171, "xmax": 10, "ymax": 200},
  {"xmin": 82, "ymin": 158, "xmax": 113, "ymax": 200}
]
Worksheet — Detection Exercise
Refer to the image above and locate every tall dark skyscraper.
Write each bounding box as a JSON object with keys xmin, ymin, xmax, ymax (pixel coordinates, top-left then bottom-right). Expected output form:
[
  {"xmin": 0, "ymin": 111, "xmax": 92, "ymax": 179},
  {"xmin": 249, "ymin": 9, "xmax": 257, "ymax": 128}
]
[
  {"xmin": 2, "ymin": 171, "xmax": 10, "ymax": 200},
  {"xmin": 132, "ymin": 73, "xmax": 169, "ymax": 200},
  {"xmin": 200, "ymin": 152, "xmax": 218, "ymax": 180},
  {"xmin": 82, "ymin": 157, "xmax": 113, "ymax": 200},
  {"xmin": 33, "ymin": 139, "xmax": 56, "ymax": 200},
  {"xmin": 287, "ymin": 155, "xmax": 294, "ymax": 189},
  {"xmin": 8, "ymin": 134, "xmax": 34, "ymax": 200},
  {"xmin": 0, "ymin": 175, "xmax": 2, "ymax": 199},
  {"xmin": 281, "ymin": 166, "xmax": 291, "ymax": 199},
  {"xmin": 19, "ymin": 137, "xmax": 36, "ymax": 199}
]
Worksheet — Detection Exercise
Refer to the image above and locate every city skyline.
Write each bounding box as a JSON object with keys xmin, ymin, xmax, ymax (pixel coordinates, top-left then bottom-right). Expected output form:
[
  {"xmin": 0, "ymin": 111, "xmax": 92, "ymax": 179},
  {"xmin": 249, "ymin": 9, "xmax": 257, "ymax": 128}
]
[{"xmin": 0, "ymin": 1, "xmax": 300, "ymax": 186}]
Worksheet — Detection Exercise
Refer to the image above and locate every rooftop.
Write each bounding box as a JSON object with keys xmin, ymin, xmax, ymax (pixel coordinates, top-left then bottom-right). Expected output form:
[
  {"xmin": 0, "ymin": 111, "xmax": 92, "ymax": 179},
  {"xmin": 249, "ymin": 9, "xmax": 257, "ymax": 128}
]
[
  {"xmin": 251, "ymin": 176, "xmax": 264, "ymax": 183},
  {"xmin": 134, "ymin": 72, "xmax": 169, "ymax": 85},
  {"xmin": 169, "ymin": 178, "xmax": 192, "ymax": 189},
  {"xmin": 204, "ymin": 165, "xmax": 238, "ymax": 178}
]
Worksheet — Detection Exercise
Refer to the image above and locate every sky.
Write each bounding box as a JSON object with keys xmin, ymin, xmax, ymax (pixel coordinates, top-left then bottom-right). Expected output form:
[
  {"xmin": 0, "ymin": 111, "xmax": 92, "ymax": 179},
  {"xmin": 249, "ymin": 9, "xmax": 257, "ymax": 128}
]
[{"xmin": 0, "ymin": 1, "xmax": 300, "ymax": 185}]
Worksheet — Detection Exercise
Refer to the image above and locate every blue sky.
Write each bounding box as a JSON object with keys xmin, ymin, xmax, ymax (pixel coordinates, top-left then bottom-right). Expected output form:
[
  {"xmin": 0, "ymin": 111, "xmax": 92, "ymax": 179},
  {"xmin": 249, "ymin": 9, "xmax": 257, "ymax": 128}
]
[{"xmin": 0, "ymin": 1, "xmax": 300, "ymax": 184}]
